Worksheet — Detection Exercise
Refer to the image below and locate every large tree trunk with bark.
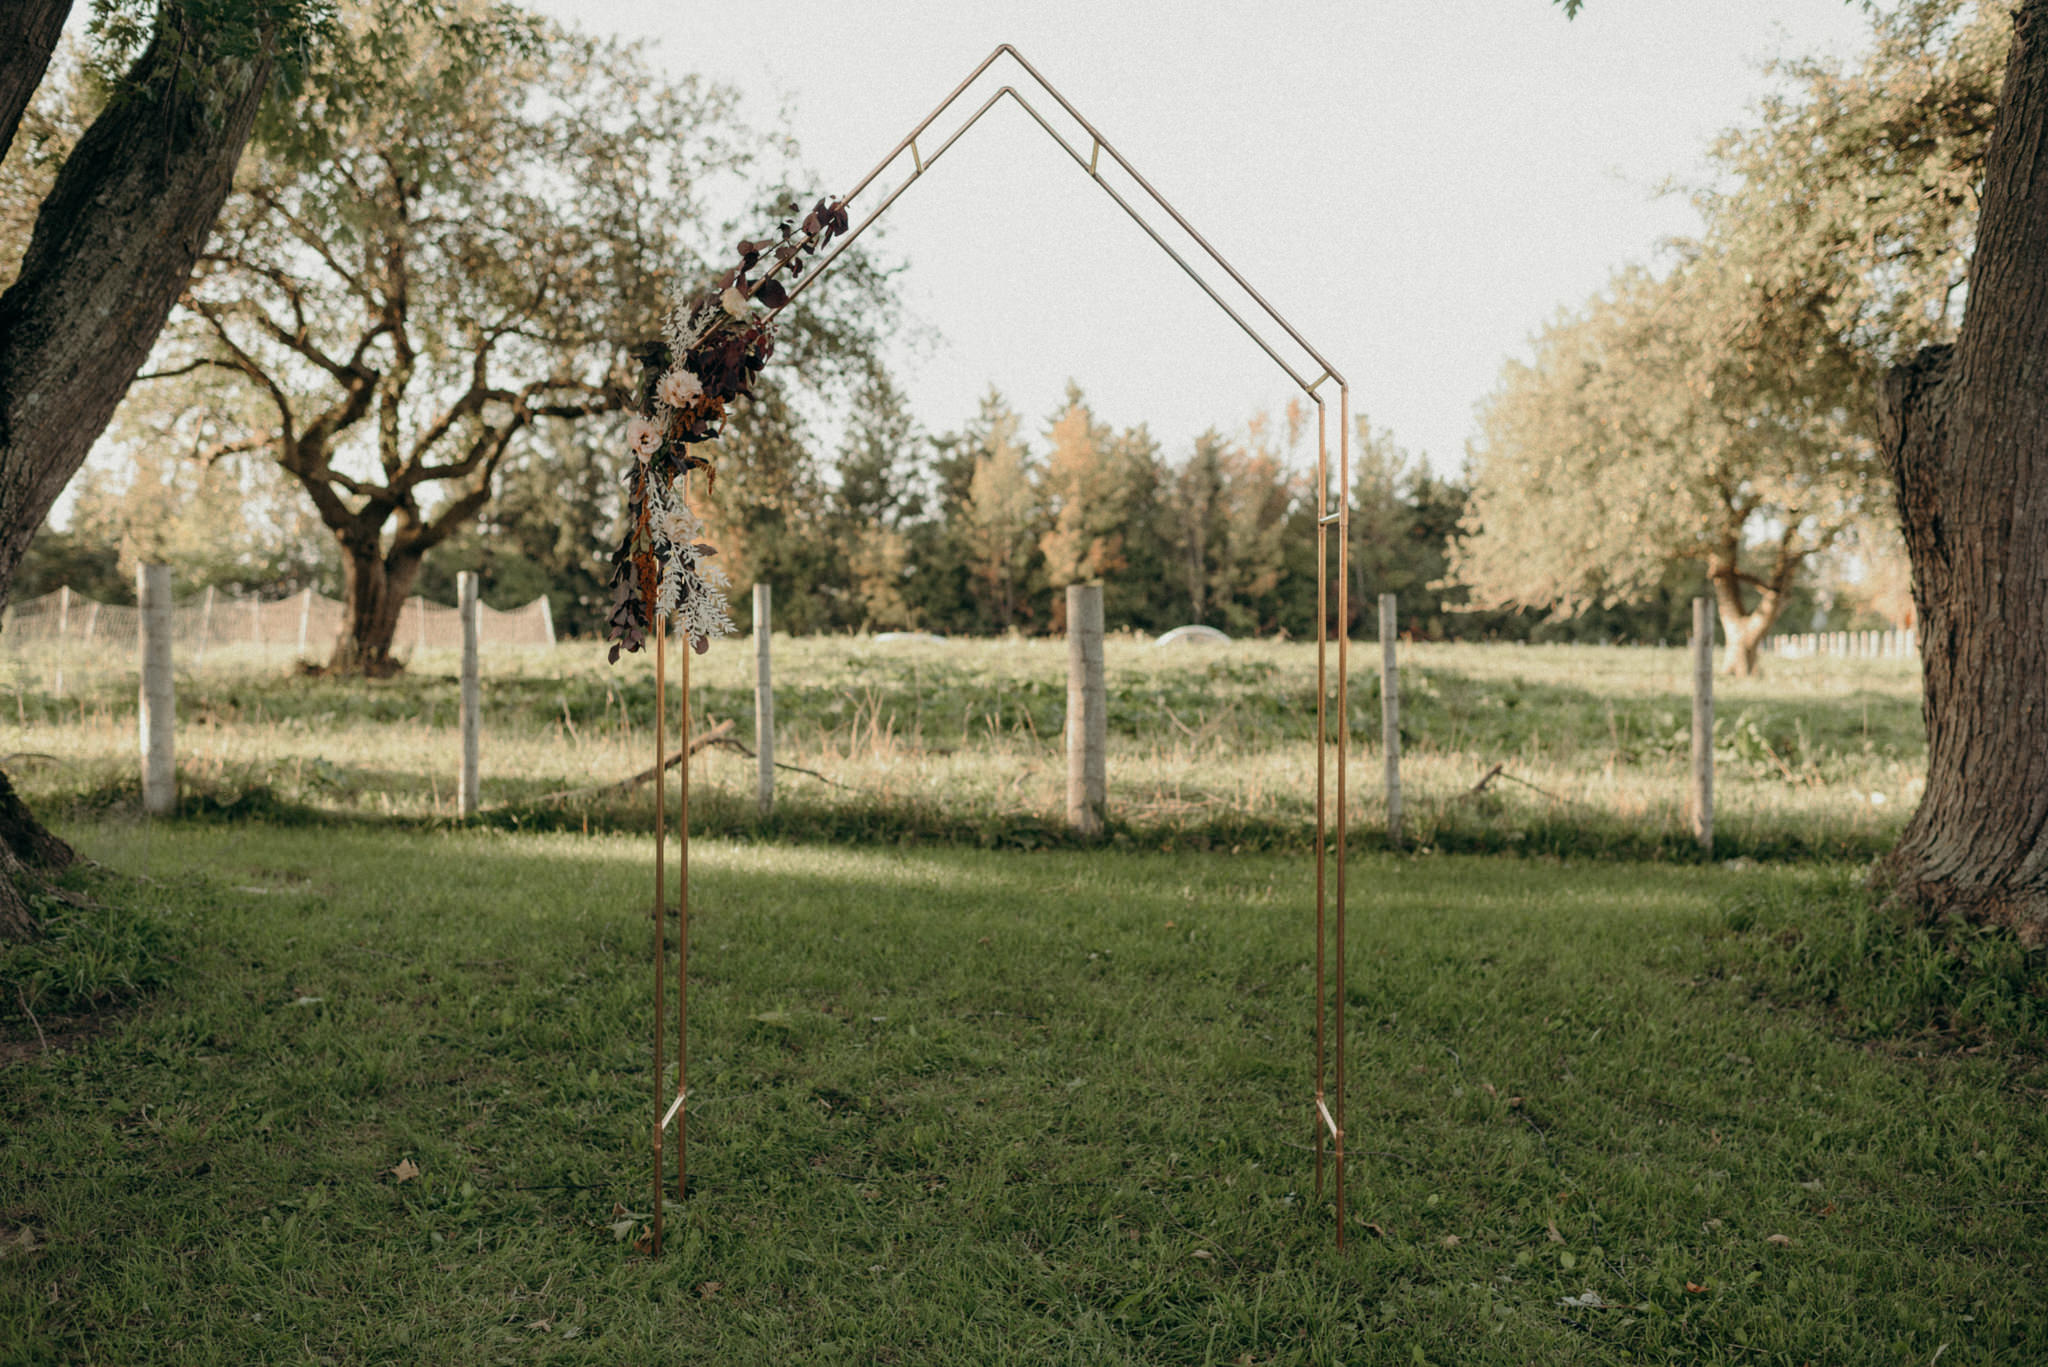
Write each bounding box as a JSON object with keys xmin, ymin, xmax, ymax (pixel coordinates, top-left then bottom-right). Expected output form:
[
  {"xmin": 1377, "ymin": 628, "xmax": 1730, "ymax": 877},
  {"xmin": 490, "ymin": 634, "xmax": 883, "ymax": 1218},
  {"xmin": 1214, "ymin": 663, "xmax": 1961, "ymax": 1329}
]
[
  {"xmin": 330, "ymin": 545, "xmax": 425, "ymax": 676},
  {"xmin": 0, "ymin": 0, "xmax": 70, "ymax": 164},
  {"xmin": 0, "ymin": 15, "xmax": 275, "ymax": 607},
  {"xmin": 0, "ymin": 767, "xmax": 72, "ymax": 941},
  {"xmin": 0, "ymin": 11, "xmax": 276, "ymax": 940},
  {"xmin": 1881, "ymin": 0, "xmax": 2048, "ymax": 943}
]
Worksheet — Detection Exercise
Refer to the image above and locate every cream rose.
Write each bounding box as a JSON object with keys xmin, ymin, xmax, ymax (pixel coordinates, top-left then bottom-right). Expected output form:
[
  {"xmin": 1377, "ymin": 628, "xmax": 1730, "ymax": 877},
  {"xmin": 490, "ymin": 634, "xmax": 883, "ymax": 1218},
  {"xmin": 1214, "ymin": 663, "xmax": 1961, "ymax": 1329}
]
[
  {"xmin": 626, "ymin": 415, "xmax": 662, "ymax": 462},
  {"xmin": 657, "ymin": 368, "xmax": 704, "ymax": 409}
]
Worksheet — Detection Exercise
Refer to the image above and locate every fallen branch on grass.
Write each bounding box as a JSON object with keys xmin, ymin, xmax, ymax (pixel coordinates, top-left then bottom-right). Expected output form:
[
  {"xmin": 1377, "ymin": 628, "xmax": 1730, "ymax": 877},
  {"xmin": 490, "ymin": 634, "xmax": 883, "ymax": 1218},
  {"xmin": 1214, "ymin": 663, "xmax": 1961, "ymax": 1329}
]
[
  {"xmin": 697, "ymin": 718, "xmax": 847, "ymax": 789},
  {"xmin": 493, "ymin": 719, "xmax": 735, "ymax": 810},
  {"xmin": 1467, "ymin": 761, "xmax": 1568, "ymax": 803}
]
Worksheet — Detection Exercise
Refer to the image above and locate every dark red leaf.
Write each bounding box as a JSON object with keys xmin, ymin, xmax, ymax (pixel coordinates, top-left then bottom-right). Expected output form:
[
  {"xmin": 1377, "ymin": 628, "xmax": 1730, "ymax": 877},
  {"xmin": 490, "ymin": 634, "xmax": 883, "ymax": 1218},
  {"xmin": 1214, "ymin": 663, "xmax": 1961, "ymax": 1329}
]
[{"xmin": 755, "ymin": 278, "xmax": 789, "ymax": 309}]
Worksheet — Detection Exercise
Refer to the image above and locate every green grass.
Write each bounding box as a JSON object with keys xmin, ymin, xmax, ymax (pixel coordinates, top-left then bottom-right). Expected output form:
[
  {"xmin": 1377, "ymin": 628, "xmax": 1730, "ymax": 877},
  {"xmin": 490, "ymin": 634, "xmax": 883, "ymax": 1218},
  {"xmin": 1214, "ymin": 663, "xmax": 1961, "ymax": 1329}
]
[
  {"xmin": 2, "ymin": 638, "xmax": 1926, "ymax": 861},
  {"xmin": 4, "ymin": 822, "xmax": 2042, "ymax": 1365}
]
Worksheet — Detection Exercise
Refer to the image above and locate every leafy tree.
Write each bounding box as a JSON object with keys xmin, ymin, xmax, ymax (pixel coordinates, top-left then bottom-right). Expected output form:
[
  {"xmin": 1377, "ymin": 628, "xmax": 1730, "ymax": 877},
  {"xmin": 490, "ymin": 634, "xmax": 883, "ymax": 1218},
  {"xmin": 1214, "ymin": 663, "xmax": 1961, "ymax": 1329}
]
[
  {"xmin": 695, "ymin": 380, "xmax": 843, "ymax": 635},
  {"xmin": 1215, "ymin": 412, "xmax": 1298, "ymax": 635},
  {"xmin": 830, "ymin": 370, "xmax": 924, "ymax": 631},
  {"xmin": 1455, "ymin": 259, "xmax": 1876, "ymax": 675},
  {"xmin": 1163, "ymin": 429, "xmax": 1229, "ymax": 625},
  {"xmin": 423, "ymin": 416, "xmax": 622, "ymax": 636},
  {"xmin": 898, "ymin": 429, "xmax": 980, "ymax": 635},
  {"xmin": 129, "ymin": 1, "xmax": 754, "ymax": 672},
  {"xmin": 960, "ymin": 390, "xmax": 1040, "ymax": 631},
  {"xmin": 1555, "ymin": 0, "xmax": 2048, "ymax": 933},
  {"xmin": 0, "ymin": 0, "xmax": 331, "ymax": 940},
  {"xmin": 65, "ymin": 447, "xmax": 337, "ymax": 599},
  {"xmin": 1038, "ymin": 384, "xmax": 1147, "ymax": 630}
]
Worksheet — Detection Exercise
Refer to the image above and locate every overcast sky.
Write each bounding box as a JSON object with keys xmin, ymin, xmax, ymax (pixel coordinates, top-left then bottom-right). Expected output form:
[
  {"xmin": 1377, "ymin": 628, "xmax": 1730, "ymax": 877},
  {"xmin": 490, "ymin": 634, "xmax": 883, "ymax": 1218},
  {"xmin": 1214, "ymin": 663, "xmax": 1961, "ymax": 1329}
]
[{"xmin": 511, "ymin": 0, "xmax": 1878, "ymax": 475}]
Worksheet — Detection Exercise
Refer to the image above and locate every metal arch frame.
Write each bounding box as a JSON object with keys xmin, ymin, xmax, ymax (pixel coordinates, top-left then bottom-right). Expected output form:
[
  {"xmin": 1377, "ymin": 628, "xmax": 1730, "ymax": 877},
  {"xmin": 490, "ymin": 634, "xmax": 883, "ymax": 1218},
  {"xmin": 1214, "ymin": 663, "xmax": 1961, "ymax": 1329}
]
[{"xmin": 649, "ymin": 43, "xmax": 1354, "ymax": 1256}]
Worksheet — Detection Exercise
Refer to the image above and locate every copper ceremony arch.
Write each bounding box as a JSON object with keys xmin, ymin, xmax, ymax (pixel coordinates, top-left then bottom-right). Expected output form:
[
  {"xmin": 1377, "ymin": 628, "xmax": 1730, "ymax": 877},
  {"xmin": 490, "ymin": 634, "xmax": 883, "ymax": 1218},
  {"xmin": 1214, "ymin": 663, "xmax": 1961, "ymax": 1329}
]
[{"xmin": 646, "ymin": 43, "xmax": 1354, "ymax": 1255}]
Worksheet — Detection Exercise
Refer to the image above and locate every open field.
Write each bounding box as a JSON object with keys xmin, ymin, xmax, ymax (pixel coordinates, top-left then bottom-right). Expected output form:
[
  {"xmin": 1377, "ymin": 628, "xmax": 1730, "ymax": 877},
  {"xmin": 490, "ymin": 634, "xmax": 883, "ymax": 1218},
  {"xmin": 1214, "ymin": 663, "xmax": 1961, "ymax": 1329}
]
[
  {"xmin": 3, "ymin": 825, "xmax": 2044, "ymax": 1364},
  {"xmin": 2, "ymin": 637, "xmax": 1925, "ymax": 859}
]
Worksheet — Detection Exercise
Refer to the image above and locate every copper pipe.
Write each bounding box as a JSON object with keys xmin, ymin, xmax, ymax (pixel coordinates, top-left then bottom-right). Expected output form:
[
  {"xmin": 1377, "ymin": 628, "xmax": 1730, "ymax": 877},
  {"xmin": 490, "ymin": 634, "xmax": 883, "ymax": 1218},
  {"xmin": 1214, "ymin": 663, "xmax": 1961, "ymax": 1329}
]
[
  {"xmin": 651, "ymin": 623, "xmax": 667, "ymax": 1257},
  {"xmin": 1313, "ymin": 396, "xmax": 1328, "ymax": 1203},
  {"xmin": 677, "ymin": 547, "xmax": 692, "ymax": 1203},
  {"xmin": 992, "ymin": 45, "xmax": 1346, "ymax": 386},
  {"xmin": 731, "ymin": 42, "xmax": 1357, "ymax": 1250},
  {"xmin": 777, "ymin": 47, "xmax": 1338, "ymax": 397},
  {"xmin": 1334, "ymin": 384, "xmax": 1351, "ymax": 1251}
]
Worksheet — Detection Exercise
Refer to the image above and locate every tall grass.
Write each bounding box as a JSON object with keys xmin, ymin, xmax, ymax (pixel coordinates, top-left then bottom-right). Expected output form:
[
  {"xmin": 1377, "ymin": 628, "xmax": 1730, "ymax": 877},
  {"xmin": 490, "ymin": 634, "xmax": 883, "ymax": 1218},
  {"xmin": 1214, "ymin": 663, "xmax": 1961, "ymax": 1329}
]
[{"xmin": 4, "ymin": 636, "xmax": 1923, "ymax": 858}]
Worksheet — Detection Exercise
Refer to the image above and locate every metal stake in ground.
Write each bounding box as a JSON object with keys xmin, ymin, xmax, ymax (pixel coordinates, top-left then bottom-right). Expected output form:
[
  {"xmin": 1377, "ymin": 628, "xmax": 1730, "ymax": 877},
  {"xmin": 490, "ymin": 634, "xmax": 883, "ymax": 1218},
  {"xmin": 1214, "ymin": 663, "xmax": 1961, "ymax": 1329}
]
[
  {"xmin": 754, "ymin": 582, "xmax": 773, "ymax": 817},
  {"xmin": 650, "ymin": 624, "xmax": 667, "ymax": 1256},
  {"xmin": 458, "ymin": 572, "xmax": 480, "ymax": 817},
  {"xmin": 1380, "ymin": 592, "xmax": 1401, "ymax": 846},
  {"xmin": 1691, "ymin": 596, "xmax": 1714, "ymax": 856}
]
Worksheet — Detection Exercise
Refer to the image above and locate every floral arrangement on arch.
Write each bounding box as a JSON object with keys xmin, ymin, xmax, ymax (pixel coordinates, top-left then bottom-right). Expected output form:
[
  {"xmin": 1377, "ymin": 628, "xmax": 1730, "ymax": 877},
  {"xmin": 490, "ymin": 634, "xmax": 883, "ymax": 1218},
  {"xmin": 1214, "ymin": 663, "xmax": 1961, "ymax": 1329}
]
[{"xmin": 605, "ymin": 197, "xmax": 852, "ymax": 663}]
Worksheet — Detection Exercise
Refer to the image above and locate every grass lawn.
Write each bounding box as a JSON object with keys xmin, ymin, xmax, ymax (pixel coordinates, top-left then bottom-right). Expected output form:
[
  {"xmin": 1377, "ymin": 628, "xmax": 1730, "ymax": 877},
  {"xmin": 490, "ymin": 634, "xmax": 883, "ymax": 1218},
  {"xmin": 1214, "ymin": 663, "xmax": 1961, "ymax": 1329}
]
[{"xmin": 3, "ymin": 822, "xmax": 2042, "ymax": 1364}]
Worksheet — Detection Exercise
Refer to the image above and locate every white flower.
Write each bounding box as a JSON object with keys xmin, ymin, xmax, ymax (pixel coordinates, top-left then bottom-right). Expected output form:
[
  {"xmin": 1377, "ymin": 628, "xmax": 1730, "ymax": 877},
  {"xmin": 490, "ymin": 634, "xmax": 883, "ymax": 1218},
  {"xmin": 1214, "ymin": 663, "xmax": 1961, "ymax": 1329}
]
[
  {"xmin": 720, "ymin": 286, "xmax": 750, "ymax": 319},
  {"xmin": 656, "ymin": 500, "xmax": 701, "ymax": 551},
  {"xmin": 657, "ymin": 368, "xmax": 703, "ymax": 409},
  {"xmin": 626, "ymin": 416, "xmax": 662, "ymax": 462}
]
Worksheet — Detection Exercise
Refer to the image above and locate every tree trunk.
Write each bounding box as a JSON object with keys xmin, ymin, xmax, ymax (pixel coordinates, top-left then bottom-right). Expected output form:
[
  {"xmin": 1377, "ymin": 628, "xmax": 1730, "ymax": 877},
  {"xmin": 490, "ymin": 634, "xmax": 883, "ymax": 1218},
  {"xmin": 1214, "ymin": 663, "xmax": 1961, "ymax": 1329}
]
[
  {"xmin": 1881, "ymin": 0, "xmax": 2048, "ymax": 942},
  {"xmin": 330, "ymin": 545, "xmax": 424, "ymax": 675},
  {"xmin": 0, "ymin": 10, "xmax": 274, "ymax": 941},
  {"xmin": 0, "ymin": 0, "xmax": 70, "ymax": 164},
  {"xmin": 0, "ymin": 764, "xmax": 72, "ymax": 942},
  {"xmin": 0, "ymin": 13, "xmax": 275, "ymax": 612},
  {"xmin": 1695, "ymin": 561, "xmax": 1794, "ymax": 680},
  {"xmin": 1706, "ymin": 563, "xmax": 1790, "ymax": 679}
]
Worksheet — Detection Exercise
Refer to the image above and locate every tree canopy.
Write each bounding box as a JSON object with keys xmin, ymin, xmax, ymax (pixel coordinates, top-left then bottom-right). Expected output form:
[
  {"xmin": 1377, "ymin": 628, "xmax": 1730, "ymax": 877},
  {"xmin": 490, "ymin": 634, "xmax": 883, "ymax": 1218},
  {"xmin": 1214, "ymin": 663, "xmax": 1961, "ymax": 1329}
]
[{"xmin": 1461, "ymin": 0, "xmax": 2005, "ymax": 674}]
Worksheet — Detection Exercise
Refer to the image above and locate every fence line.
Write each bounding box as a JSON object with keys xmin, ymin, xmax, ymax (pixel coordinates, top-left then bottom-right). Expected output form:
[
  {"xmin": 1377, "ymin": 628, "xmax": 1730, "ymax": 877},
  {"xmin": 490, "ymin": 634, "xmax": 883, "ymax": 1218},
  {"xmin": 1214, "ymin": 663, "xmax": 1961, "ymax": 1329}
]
[
  {"xmin": 1763, "ymin": 628, "xmax": 1916, "ymax": 660},
  {"xmin": 1, "ymin": 584, "xmax": 554, "ymax": 693}
]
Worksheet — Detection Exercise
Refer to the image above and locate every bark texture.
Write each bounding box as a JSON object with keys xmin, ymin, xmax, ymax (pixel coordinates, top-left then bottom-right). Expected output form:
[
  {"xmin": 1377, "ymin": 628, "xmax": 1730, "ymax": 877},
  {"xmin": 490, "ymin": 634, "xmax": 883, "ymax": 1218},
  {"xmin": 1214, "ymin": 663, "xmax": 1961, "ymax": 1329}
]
[
  {"xmin": 0, "ymin": 766, "xmax": 72, "ymax": 941},
  {"xmin": 332, "ymin": 544, "xmax": 425, "ymax": 676},
  {"xmin": 0, "ymin": 0, "xmax": 71, "ymax": 163},
  {"xmin": 1882, "ymin": 0, "xmax": 2048, "ymax": 941},
  {"xmin": 0, "ymin": 13, "xmax": 275, "ymax": 611},
  {"xmin": 0, "ymin": 10, "xmax": 276, "ymax": 938}
]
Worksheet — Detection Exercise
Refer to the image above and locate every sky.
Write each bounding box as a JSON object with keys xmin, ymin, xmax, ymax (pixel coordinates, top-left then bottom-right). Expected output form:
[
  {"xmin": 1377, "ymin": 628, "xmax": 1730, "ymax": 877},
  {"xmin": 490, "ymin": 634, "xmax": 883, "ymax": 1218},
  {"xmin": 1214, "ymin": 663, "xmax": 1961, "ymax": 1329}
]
[{"xmin": 527, "ymin": 0, "xmax": 1876, "ymax": 476}]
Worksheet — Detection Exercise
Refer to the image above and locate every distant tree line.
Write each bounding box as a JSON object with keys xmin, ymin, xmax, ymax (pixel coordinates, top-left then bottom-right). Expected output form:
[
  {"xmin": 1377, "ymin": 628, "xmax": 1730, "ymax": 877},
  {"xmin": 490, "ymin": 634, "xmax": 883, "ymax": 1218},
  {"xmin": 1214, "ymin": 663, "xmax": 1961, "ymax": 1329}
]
[{"xmin": 24, "ymin": 369, "xmax": 1860, "ymax": 645}]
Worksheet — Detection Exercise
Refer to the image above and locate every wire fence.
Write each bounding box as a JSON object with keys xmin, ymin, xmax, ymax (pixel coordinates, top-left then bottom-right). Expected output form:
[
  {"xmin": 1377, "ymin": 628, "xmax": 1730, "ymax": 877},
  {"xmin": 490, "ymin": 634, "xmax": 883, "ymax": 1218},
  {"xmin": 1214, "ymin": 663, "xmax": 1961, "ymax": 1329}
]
[
  {"xmin": 1763, "ymin": 628, "xmax": 1916, "ymax": 660},
  {"xmin": 1, "ymin": 585, "xmax": 554, "ymax": 694}
]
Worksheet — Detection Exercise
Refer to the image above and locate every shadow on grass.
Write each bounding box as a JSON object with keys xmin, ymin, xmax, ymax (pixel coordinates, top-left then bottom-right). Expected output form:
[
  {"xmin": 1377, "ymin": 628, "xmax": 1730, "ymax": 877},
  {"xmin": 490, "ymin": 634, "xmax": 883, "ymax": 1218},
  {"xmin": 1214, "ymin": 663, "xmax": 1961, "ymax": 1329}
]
[{"xmin": 3, "ymin": 826, "xmax": 2043, "ymax": 1364}]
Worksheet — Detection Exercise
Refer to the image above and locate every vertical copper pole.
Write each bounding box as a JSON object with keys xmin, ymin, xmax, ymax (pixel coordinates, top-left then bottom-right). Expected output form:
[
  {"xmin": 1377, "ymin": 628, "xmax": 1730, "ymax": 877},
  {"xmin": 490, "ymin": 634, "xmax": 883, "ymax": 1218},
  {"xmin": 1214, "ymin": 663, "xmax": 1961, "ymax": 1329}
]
[
  {"xmin": 1313, "ymin": 398, "xmax": 1328, "ymax": 1202},
  {"xmin": 1334, "ymin": 385, "xmax": 1351, "ymax": 1251},
  {"xmin": 677, "ymin": 547, "xmax": 692, "ymax": 1202},
  {"xmin": 651, "ymin": 622, "xmax": 667, "ymax": 1257}
]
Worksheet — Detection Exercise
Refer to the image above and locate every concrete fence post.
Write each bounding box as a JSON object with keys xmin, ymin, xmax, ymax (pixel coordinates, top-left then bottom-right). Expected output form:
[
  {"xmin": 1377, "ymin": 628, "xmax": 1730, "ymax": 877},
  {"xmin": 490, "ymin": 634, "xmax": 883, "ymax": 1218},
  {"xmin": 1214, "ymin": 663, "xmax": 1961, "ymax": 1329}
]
[
  {"xmin": 753, "ymin": 582, "xmax": 774, "ymax": 817},
  {"xmin": 1380, "ymin": 592, "xmax": 1402, "ymax": 845},
  {"xmin": 297, "ymin": 587, "xmax": 314, "ymax": 657},
  {"xmin": 53, "ymin": 585, "xmax": 69, "ymax": 696},
  {"xmin": 458, "ymin": 572, "xmax": 480, "ymax": 816},
  {"xmin": 139, "ymin": 565, "xmax": 175, "ymax": 816},
  {"xmin": 1065, "ymin": 583, "xmax": 1107, "ymax": 836},
  {"xmin": 195, "ymin": 585, "xmax": 214, "ymax": 667},
  {"xmin": 1691, "ymin": 596, "xmax": 1714, "ymax": 856}
]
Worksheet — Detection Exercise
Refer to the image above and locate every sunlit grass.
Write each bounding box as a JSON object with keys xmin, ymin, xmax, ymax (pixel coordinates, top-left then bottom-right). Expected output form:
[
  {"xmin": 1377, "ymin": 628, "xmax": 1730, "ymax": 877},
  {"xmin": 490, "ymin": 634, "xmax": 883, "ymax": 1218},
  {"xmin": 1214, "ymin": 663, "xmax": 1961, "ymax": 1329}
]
[
  {"xmin": 1, "ymin": 825, "xmax": 2039, "ymax": 1364},
  {"xmin": 4, "ymin": 636, "xmax": 1923, "ymax": 858}
]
